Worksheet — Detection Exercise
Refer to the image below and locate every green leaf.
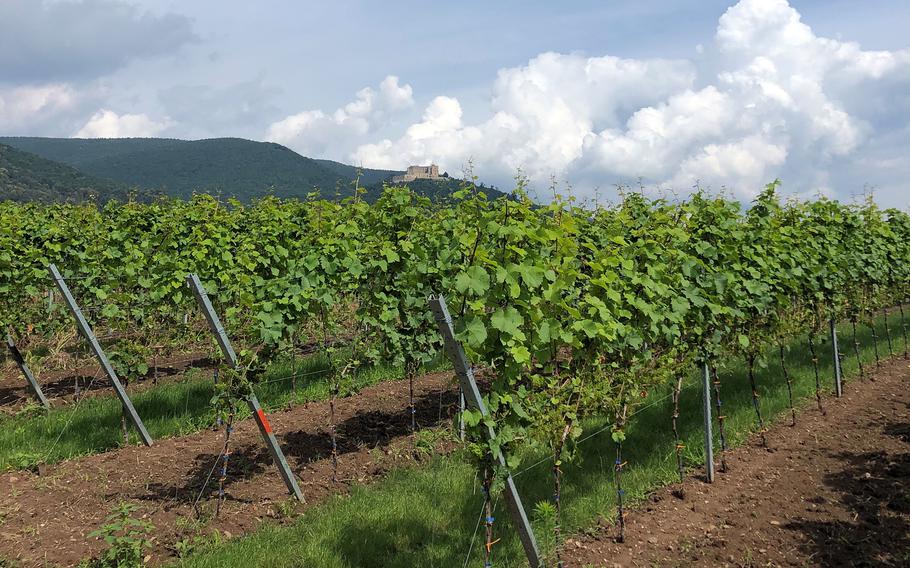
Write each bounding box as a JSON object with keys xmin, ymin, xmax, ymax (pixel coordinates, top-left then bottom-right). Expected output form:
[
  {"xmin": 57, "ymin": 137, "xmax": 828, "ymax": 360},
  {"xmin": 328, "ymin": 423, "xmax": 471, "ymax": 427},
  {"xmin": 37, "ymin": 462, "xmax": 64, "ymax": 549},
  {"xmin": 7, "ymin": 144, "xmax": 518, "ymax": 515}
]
[
  {"xmin": 454, "ymin": 266, "xmax": 490, "ymax": 296},
  {"xmin": 490, "ymin": 307, "xmax": 523, "ymax": 337},
  {"xmin": 463, "ymin": 316, "xmax": 487, "ymax": 347}
]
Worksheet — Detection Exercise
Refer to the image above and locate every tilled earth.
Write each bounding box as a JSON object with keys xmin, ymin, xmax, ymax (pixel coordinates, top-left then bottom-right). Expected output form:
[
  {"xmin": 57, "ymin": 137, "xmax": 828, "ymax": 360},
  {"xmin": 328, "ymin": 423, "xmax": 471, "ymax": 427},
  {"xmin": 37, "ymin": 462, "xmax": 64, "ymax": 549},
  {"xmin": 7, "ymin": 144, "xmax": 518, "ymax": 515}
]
[
  {"xmin": 2, "ymin": 356, "xmax": 908, "ymax": 567},
  {"xmin": 0, "ymin": 351, "xmax": 216, "ymax": 413},
  {"xmin": 564, "ymin": 357, "xmax": 910, "ymax": 567},
  {"xmin": 0, "ymin": 370, "xmax": 459, "ymax": 566}
]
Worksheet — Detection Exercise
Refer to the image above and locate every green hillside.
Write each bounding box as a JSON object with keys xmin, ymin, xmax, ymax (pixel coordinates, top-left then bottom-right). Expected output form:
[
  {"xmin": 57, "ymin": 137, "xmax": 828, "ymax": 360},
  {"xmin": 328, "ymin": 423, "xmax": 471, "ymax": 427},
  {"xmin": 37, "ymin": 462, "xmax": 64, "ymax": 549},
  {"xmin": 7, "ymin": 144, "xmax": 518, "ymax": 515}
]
[
  {"xmin": 313, "ymin": 158, "xmax": 399, "ymax": 187},
  {"xmin": 0, "ymin": 137, "xmax": 400, "ymax": 201},
  {"xmin": 360, "ymin": 176, "xmax": 506, "ymax": 202},
  {"xmin": 0, "ymin": 136, "xmax": 506, "ymax": 203},
  {"xmin": 0, "ymin": 143, "xmax": 135, "ymax": 203},
  {"xmin": 0, "ymin": 137, "xmax": 183, "ymax": 166}
]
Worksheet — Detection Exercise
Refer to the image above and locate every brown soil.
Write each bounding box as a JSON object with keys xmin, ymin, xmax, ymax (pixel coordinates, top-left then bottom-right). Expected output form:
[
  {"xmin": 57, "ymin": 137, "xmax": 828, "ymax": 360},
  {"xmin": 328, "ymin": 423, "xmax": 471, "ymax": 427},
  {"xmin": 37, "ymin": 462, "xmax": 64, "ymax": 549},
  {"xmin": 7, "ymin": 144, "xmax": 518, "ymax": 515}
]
[
  {"xmin": 0, "ymin": 370, "xmax": 460, "ymax": 567},
  {"xmin": 0, "ymin": 352, "xmax": 217, "ymax": 413},
  {"xmin": 564, "ymin": 357, "xmax": 910, "ymax": 568},
  {"xmin": 0, "ymin": 336, "xmax": 350, "ymax": 413}
]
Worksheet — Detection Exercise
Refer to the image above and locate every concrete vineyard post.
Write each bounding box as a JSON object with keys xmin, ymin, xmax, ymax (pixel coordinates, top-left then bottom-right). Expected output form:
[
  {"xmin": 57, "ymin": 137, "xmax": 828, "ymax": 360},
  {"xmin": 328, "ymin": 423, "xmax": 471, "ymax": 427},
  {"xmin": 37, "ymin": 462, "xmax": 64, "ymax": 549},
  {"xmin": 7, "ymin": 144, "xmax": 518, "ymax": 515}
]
[
  {"xmin": 48, "ymin": 264, "xmax": 153, "ymax": 446},
  {"xmin": 428, "ymin": 294, "xmax": 542, "ymax": 568}
]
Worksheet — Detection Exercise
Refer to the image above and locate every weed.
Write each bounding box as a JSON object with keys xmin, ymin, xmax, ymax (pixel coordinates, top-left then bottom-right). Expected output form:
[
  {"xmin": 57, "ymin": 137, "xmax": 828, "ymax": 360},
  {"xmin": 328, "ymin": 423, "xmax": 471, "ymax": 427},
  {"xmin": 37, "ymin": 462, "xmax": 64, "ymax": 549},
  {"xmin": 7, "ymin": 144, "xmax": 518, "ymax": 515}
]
[
  {"xmin": 87, "ymin": 502, "xmax": 154, "ymax": 568},
  {"xmin": 172, "ymin": 533, "xmax": 220, "ymax": 560},
  {"xmin": 275, "ymin": 498, "xmax": 299, "ymax": 520}
]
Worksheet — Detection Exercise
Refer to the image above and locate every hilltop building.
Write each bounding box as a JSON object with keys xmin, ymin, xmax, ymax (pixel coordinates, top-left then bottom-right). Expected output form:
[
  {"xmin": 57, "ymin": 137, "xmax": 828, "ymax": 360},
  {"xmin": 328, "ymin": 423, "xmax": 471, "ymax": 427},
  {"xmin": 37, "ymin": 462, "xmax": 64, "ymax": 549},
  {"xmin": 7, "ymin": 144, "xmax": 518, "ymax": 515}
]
[{"xmin": 392, "ymin": 164, "xmax": 441, "ymax": 183}]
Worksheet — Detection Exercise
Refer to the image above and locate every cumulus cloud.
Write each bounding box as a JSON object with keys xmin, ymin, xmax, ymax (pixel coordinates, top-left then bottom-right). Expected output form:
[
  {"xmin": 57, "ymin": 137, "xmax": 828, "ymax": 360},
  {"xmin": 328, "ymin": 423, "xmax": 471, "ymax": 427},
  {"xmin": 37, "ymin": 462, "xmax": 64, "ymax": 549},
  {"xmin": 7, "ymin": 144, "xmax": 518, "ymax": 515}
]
[
  {"xmin": 0, "ymin": 0, "xmax": 196, "ymax": 83},
  {"xmin": 0, "ymin": 83, "xmax": 106, "ymax": 135},
  {"xmin": 355, "ymin": 54, "xmax": 694, "ymax": 180},
  {"xmin": 74, "ymin": 109, "xmax": 173, "ymax": 138},
  {"xmin": 265, "ymin": 75, "xmax": 414, "ymax": 157},
  {"xmin": 0, "ymin": 84, "xmax": 78, "ymax": 128},
  {"xmin": 349, "ymin": 0, "xmax": 910, "ymax": 203}
]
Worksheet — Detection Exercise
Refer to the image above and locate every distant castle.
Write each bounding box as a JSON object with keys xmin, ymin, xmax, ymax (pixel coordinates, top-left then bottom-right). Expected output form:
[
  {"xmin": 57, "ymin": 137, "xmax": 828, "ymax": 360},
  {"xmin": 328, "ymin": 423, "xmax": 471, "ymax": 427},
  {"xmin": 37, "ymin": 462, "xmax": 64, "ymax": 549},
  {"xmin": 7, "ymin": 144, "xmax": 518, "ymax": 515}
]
[{"xmin": 392, "ymin": 164, "xmax": 441, "ymax": 183}]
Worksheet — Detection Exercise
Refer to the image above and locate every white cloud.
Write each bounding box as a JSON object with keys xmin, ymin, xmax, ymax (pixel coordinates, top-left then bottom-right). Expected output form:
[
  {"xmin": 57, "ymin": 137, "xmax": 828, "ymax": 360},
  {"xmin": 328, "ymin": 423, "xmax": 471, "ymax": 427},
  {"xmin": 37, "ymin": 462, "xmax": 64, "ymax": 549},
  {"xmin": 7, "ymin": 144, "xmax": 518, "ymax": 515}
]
[
  {"xmin": 669, "ymin": 135, "xmax": 789, "ymax": 195},
  {"xmin": 74, "ymin": 109, "xmax": 172, "ymax": 138},
  {"xmin": 0, "ymin": 84, "xmax": 82, "ymax": 132},
  {"xmin": 346, "ymin": 0, "xmax": 910, "ymax": 204},
  {"xmin": 264, "ymin": 75, "xmax": 413, "ymax": 157}
]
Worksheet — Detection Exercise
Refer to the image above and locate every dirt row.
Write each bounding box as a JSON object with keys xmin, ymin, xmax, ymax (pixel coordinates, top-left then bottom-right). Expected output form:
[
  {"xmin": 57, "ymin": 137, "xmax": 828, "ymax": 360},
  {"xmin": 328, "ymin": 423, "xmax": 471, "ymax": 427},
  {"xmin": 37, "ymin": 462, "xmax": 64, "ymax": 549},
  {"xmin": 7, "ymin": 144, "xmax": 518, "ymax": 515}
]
[
  {"xmin": 564, "ymin": 357, "xmax": 910, "ymax": 567},
  {"xmin": 0, "ymin": 370, "xmax": 460, "ymax": 566},
  {"xmin": 0, "ymin": 351, "xmax": 217, "ymax": 413},
  {"xmin": 0, "ymin": 333, "xmax": 352, "ymax": 413},
  {"xmin": 2, "ymin": 353, "xmax": 908, "ymax": 567}
]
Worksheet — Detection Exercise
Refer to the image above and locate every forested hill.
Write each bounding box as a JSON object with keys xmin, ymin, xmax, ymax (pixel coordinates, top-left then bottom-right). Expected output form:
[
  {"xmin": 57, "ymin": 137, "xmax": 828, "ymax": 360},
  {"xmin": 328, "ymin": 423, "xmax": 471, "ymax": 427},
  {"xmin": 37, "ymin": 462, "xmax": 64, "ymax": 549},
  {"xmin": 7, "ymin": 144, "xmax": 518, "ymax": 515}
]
[
  {"xmin": 0, "ymin": 143, "xmax": 135, "ymax": 203},
  {"xmin": 0, "ymin": 136, "xmax": 506, "ymax": 203},
  {"xmin": 0, "ymin": 137, "xmax": 396, "ymax": 201}
]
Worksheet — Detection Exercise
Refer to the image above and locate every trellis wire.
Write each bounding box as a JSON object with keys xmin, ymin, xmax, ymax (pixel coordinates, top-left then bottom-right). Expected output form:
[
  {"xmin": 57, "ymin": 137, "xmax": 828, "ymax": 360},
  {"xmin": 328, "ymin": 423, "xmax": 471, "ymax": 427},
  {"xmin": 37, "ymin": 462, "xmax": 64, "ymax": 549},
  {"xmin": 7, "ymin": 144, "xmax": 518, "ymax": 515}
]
[
  {"xmin": 513, "ymin": 392, "xmax": 675, "ymax": 479},
  {"xmin": 463, "ymin": 496, "xmax": 499, "ymax": 568},
  {"xmin": 42, "ymin": 369, "xmax": 101, "ymax": 463}
]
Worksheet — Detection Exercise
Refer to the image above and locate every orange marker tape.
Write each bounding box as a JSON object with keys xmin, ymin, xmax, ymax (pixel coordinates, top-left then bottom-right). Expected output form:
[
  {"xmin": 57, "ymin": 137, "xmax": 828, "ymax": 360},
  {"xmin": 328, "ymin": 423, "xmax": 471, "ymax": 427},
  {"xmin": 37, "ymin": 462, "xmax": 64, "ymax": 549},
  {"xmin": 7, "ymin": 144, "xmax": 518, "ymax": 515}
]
[{"xmin": 257, "ymin": 409, "xmax": 273, "ymax": 434}]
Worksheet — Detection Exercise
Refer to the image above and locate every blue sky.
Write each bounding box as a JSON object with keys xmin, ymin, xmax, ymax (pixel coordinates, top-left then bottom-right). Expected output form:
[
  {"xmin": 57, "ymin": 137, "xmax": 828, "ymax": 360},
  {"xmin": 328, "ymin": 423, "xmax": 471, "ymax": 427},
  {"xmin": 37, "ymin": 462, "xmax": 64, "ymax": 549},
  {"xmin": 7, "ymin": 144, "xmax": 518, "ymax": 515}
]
[{"xmin": 1, "ymin": 0, "xmax": 908, "ymax": 206}]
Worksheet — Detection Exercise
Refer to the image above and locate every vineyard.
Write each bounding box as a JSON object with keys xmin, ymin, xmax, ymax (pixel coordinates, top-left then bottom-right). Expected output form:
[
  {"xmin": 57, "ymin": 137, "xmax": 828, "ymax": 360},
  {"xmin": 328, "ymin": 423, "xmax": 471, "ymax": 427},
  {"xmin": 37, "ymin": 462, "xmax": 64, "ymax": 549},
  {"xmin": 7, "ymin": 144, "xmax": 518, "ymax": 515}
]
[{"xmin": 1, "ymin": 182, "xmax": 909, "ymax": 566}]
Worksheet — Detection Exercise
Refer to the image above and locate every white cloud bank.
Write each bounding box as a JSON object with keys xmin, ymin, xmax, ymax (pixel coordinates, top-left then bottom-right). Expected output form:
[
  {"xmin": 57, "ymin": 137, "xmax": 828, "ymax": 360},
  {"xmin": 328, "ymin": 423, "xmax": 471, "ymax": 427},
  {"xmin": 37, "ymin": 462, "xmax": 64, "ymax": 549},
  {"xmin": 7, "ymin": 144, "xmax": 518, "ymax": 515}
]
[
  {"xmin": 265, "ymin": 75, "xmax": 414, "ymax": 158},
  {"xmin": 0, "ymin": 84, "xmax": 81, "ymax": 132},
  {"xmin": 268, "ymin": 0, "xmax": 907, "ymax": 203},
  {"xmin": 74, "ymin": 109, "xmax": 172, "ymax": 138}
]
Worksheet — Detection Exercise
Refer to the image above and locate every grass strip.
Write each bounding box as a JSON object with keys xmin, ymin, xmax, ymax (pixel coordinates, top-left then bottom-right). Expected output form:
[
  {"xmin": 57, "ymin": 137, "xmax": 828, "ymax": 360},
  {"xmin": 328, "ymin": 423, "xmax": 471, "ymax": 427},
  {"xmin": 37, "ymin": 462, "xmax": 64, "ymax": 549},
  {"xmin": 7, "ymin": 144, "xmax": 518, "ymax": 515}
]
[
  {"xmin": 174, "ymin": 311, "xmax": 903, "ymax": 567},
  {"xmin": 0, "ymin": 351, "xmax": 443, "ymax": 470}
]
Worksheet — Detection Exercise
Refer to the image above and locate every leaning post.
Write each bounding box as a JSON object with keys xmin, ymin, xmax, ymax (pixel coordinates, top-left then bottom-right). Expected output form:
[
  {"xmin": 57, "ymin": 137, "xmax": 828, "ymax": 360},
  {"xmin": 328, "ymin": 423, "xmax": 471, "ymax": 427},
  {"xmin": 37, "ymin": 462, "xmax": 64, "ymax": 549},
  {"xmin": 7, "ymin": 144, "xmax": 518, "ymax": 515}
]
[
  {"xmin": 5, "ymin": 331, "xmax": 51, "ymax": 409},
  {"xmin": 48, "ymin": 264, "xmax": 153, "ymax": 445},
  {"xmin": 185, "ymin": 274, "xmax": 304, "ymax": 502},
  {"xmin": 429, "ymin": 294, "xmax": 542, "ymax": 568}
]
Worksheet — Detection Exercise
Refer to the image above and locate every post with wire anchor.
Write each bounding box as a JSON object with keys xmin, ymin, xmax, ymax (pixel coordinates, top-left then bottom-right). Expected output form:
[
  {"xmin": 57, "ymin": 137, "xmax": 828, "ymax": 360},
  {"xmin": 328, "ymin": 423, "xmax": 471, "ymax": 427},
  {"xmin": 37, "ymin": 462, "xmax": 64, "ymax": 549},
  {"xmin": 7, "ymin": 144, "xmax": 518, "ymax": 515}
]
[
  {"xmin": 6, "ymin": 330, "xmax": 50, "ymax": 409},
  {"xmin": 185, "ymin": 273, "xmax": 304, "ymax": 502},
  {"xmin": 428, "ymin": 294, "xmax": 542, "ymax": 568},
  {"xmin": 830, "ymin": 318, "xmax": 843, "ymax": 397},
  {"xmin": 48, "ymin": 264, "xmax": 153, "ymax": 445},
  {"xmin": 700, "ymin": 359, "xmax": 715, "ymax": 483}
]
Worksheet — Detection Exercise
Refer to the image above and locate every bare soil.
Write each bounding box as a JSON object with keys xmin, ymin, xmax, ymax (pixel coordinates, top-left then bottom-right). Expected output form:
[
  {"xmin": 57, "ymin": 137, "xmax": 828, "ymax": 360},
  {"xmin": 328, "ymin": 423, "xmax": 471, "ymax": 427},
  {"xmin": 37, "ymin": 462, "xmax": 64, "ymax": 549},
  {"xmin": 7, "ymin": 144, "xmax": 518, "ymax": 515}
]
[
  {"xmin": 0, "ymin": 351, "xmax": 216, "ymax": 413},
  {"xmin": 564, "ymin": 357, "xmax": 910, "ymax": 568},
  {"xmin": 0, "ymin": 370, "xmax": 460, "ymax": 567},
  {"xmin": 2, "ymin": 352, "xmax": 907, "ymax": 567}
]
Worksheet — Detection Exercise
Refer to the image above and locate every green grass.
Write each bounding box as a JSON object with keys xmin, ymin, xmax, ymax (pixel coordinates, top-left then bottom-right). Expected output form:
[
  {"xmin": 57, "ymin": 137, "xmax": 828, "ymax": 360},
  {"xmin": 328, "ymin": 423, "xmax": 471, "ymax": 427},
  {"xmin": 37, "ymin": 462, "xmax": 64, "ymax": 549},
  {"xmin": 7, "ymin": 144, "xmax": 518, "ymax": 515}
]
[
  {"xmin": 173, "ymin": 311, "xmax": 908, "ymax": 568},
  {"xmin": 0, "ymin": 352, "xmax": 440, "ymax": 470}
]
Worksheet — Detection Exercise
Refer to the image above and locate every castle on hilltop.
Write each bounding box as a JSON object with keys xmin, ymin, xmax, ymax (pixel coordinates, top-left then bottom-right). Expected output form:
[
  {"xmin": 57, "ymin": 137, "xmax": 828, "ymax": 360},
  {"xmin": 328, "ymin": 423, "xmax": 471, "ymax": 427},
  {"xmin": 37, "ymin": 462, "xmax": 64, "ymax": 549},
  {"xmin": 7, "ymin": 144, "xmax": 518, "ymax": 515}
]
[{"xmin": 392, "ymin": 164, "xmax": 441, "ymax": 183}]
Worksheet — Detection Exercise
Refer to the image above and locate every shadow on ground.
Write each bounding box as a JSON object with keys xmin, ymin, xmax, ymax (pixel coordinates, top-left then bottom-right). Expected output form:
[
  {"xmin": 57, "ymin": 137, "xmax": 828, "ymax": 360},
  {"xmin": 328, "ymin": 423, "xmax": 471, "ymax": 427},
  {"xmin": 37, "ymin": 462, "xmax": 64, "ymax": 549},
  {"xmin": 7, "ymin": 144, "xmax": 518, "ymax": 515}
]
[{"xmin": 787, "ymin": 418, "xmax": 910, "ymax": 567}]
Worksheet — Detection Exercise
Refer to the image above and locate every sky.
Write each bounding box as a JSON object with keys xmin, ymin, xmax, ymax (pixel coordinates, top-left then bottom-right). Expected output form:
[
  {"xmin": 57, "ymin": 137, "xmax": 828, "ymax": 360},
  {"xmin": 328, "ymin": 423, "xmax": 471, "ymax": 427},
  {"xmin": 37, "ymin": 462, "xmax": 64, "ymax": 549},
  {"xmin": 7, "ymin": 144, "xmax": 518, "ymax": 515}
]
[{"xmin": 1, "ymin": 0, "xmax": 908, "ymax": 206}]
